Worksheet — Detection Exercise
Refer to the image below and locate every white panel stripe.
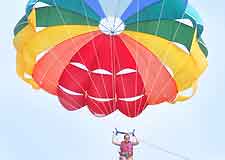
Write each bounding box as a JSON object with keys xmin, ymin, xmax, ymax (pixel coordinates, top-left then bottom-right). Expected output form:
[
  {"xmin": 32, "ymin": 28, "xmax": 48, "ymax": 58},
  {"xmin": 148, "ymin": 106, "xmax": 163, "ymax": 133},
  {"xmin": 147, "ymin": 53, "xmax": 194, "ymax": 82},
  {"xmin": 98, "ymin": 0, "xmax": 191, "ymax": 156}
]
[
  {"xmin": 88, "ymin": 96, "xmax": 114, "ymax": 102},
  {"xmin": 59, "ymin": 85, "xmax": 83, "ymax": 96},
  {"xmin": 119, "ymin": 95, "xmax": 144, "ymax": 102},
  {"xmin": 117, "ymin": 68, "xmax": 137, "ymax": 75},
  {"xmin": 70, "ymin": 62, "xmax": 89, "ymax": 71}
]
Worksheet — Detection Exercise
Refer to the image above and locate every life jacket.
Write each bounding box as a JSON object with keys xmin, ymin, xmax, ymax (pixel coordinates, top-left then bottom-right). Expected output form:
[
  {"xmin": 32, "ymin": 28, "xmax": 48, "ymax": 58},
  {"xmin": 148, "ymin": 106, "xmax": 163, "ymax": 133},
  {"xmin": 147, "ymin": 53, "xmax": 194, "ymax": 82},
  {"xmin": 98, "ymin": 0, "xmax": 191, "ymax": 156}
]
[{"xmin": 120, "ymin": 141, "xmax": 133, "ymax": 154}]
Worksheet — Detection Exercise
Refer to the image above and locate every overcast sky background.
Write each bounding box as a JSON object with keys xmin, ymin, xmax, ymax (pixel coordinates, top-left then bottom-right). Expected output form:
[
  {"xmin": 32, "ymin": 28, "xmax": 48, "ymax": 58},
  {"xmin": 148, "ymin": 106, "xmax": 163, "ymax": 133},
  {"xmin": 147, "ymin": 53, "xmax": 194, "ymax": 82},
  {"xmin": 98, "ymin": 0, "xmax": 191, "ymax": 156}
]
[{"xmin": 0, "ymin": 0, "xmax": 225, "ymax": 160}]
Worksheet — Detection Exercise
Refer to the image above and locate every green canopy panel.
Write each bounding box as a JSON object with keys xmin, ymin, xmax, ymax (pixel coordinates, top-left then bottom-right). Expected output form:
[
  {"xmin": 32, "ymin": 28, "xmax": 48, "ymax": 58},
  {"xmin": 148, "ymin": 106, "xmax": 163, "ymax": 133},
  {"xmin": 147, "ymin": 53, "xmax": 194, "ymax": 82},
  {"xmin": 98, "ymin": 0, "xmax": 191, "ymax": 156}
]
[
  {"xmin": 36, "ymin": 6, "xmax": 99, "ymax": 27},
  {"xmin": 39, "ymin": 0, "xmax": 102, "ymax": 22},
  {"xmin": 14, "ymin": 16, "xmax": 29, "ymax": 36},
  {"xmin": 13, "ymin": 6, "xmax": 99, "ymax": 36},
  {"xmin": 126, "ymin": 20, "xmax": 194, "ymax": 51},
  {"xmin": 198, "ymin": 38, "xmax": 208, "ymax": 57}
]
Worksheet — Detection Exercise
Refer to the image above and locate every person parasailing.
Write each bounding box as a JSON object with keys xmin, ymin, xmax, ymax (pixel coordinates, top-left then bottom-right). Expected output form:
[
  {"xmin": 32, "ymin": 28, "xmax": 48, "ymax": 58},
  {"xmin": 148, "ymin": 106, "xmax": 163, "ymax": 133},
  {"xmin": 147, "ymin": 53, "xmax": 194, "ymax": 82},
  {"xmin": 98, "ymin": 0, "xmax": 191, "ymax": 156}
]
[{"xmin": 112, "ymin": 129, "xmax": 139, "ymax": 160}]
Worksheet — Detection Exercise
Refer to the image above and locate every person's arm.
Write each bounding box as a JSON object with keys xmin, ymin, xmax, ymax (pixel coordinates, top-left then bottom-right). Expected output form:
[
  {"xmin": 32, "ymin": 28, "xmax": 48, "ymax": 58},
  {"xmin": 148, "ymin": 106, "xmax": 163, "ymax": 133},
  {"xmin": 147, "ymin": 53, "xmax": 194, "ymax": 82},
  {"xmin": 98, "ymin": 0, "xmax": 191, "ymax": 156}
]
[
  {"xmin": 112, "ymin": 133, "xmax": 121, "ymax": 146},
  {"xmin": 132, "ymin": 136, "xmax": 139, "ymax": 146}
]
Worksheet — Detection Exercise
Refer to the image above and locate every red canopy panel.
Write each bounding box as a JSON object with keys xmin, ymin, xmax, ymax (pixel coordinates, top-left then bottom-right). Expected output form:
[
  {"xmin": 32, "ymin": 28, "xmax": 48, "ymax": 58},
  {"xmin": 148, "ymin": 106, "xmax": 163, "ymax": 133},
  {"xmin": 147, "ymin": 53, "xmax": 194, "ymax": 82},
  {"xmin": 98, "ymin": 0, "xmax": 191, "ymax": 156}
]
[{"xmin": 56, "ymin": 34, "xmax": 178, "ymax": 117}]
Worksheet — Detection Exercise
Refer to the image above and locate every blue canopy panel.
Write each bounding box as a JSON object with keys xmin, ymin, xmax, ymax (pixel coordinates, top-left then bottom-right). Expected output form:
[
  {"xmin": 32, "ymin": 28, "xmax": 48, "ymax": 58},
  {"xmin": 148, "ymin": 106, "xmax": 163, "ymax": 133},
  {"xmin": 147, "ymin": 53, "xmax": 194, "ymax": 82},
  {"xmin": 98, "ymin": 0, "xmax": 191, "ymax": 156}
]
[
  {"xmin": 184, "ymin": 4, "xmax": 204, "ymax": 37},
  {"xmin": 26, "ymin": 0, "xmax": 38, "ymax": 15},
  {"xmin": 98, "ymin": 0, "xmax": 132, "ymax": 17},
  {"xmin": 84, "ymin": 0, "xmax": 106, "ymax": 18},
  {"xmin": 121, "ymin": 0, "xmax": 160, "ymax": 21},
  {"xmin": 124, "ymin": 0, "xmax": 188, "ymax": 25}
]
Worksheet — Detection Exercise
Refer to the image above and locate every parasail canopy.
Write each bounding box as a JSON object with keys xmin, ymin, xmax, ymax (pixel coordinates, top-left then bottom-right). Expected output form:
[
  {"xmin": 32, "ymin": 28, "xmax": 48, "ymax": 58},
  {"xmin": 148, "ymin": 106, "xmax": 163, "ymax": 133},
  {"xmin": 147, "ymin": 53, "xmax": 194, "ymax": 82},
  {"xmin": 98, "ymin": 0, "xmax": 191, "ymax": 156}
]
[{"xmin": 13, "ymin": 0, "xmax": 208, "ymax": 118}]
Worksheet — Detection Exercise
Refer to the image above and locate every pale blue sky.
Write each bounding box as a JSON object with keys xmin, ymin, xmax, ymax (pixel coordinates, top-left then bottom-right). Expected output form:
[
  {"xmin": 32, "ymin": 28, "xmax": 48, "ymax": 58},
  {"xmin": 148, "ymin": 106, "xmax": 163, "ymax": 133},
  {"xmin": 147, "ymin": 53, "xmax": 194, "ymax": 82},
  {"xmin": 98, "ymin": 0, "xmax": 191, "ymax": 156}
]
[{"xmin": 0, "ymin": 0, "xmax": 225, "ymax": 160}]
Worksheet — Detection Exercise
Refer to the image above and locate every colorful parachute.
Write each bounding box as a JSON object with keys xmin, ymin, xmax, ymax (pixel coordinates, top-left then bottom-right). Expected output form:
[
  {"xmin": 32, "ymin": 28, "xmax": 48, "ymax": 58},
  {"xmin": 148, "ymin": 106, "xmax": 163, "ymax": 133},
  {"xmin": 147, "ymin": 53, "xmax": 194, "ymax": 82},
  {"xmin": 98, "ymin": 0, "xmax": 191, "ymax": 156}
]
[{"xmin": 13, "ymin": 0, "xmax": 208, "ymax": 117}]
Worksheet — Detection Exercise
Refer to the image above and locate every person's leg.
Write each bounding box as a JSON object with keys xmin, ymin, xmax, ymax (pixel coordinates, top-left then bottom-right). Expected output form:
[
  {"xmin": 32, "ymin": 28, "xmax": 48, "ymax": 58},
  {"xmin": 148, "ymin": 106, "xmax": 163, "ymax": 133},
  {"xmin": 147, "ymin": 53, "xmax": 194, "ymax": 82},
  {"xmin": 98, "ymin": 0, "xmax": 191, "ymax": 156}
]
[
  {"xmin": 120, "ymin": 156, "xmax": 127, "ymax": 160},
  {"xmin": 127, "ymin": 156, "xmax": 133, "ymax": 160}
]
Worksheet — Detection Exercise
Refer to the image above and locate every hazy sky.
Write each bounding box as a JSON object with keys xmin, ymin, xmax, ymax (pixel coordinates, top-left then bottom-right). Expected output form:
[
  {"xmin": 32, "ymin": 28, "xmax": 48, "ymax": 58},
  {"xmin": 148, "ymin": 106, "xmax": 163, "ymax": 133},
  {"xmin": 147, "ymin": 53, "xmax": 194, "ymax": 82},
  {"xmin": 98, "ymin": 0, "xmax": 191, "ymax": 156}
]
[{"xmin": 0, "ymin": 0, "xmax": 225, "ymax": 160}]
